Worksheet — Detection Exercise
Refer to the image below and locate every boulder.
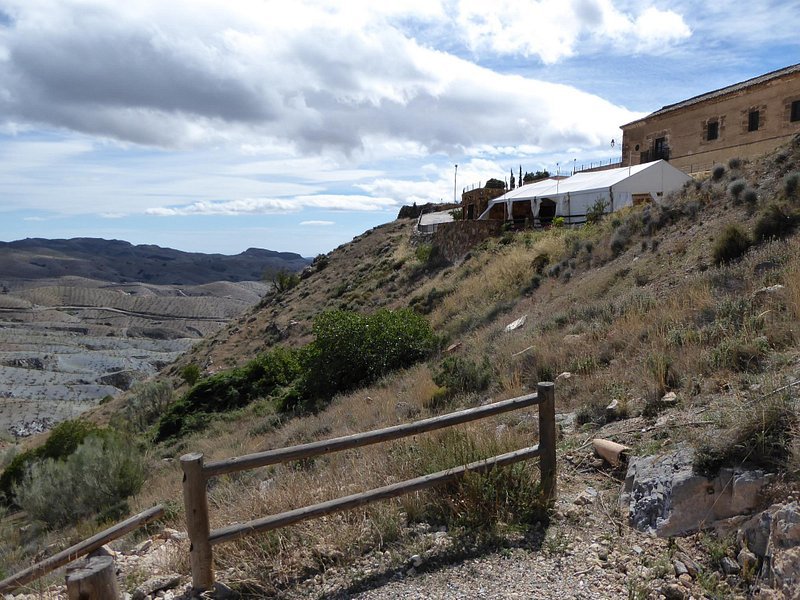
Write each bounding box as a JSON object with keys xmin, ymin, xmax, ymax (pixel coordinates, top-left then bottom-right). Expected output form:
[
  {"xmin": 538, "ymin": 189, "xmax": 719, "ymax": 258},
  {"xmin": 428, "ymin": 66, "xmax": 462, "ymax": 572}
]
[{"xmin": 621, "ymin": 447, "xmax": 773, "ymax": 537}]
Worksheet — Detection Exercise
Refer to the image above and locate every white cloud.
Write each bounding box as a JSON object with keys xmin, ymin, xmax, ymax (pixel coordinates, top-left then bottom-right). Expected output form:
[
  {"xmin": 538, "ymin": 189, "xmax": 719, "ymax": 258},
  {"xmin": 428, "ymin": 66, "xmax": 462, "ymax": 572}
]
[
  {"xmin": 146, "ymin": 198, "xmax": 299, "ymax": 216},
  {"xmin": 455, "ymin": 0, "xmax": 690, "ymax": 63},
  {"xmin": 146, "ymin": 194, "xmax": 398, "ymax": 217},
  {"xmin": 0, "ymin": 0, "xmax": 641, "ymax": 157},
  {"xmin": 300, "ymin": 220, "xmax": 335, "ymax": 226}
]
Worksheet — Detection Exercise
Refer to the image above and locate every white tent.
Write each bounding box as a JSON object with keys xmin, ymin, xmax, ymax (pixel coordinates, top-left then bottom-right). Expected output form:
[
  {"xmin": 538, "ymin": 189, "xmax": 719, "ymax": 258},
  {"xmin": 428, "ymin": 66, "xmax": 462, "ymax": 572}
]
[{"xmin": 477, "ymin": 160, "xmax": 691, "ymax": 224}]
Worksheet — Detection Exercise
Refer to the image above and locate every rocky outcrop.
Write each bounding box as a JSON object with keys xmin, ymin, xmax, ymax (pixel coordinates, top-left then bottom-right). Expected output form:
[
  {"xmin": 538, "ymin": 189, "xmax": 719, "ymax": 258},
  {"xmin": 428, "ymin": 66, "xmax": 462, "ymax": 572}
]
[
  {"xmin": 621, "ymin": 447, "xmax": 773, "ymax": 537},
  {"xmin": 736, "ymin": 502, "xmax": 800, "ymax": 596}
]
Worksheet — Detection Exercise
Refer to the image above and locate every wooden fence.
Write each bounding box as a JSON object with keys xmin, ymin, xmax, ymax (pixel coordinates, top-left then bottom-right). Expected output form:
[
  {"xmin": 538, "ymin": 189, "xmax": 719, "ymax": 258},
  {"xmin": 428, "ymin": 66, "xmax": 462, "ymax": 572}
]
[
  {"xmin": 0, "ymin": 505, "xmax": 165, "ymax": 594},
  {"xmin": 180, "ymin": 381, "xmax": 556, "ymax": 591}
]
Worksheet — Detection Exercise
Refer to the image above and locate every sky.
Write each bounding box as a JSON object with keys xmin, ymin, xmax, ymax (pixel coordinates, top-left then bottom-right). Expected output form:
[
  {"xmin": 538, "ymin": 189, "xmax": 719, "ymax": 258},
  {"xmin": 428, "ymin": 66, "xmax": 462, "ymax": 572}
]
[{"xmin": 0, "ymin": 1, "xmax": 798, "ymax": 257}]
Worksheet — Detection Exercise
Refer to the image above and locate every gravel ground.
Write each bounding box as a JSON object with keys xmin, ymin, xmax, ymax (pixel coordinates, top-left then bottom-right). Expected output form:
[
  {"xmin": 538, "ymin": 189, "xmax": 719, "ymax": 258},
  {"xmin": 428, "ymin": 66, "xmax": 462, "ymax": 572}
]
[{"xmin": 3, "ymin": 453, "xmax": 742, "ymax": 600}]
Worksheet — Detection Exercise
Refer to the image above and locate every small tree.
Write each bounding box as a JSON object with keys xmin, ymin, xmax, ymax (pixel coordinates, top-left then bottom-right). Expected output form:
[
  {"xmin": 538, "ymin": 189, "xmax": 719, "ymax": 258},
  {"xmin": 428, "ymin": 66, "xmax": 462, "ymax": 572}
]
[
  {"xmin": 524, "ymin": 170, "xmax": 550, "ymax": 184},
  {"xmin": 181, "ymin": 363, "xmax": 201, "ymax": 386},
  {"xmin": 485, "ymin": 178, "xmax": 505, "ymax": 189},
  {"xmin": 585, "ymin": 198, "xmax": 609, "ymax": 224},
  {"xmin": 272, "ymin": 269, "xmax": 300, "ymax": 294}
]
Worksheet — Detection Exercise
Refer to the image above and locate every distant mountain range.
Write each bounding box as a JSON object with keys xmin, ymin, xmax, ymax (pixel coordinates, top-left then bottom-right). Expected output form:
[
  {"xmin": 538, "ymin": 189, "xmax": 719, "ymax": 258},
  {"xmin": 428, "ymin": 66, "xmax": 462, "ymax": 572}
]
[{"xmin": 0, "ymin": 238, "xmax": 310, "ymax": 285}]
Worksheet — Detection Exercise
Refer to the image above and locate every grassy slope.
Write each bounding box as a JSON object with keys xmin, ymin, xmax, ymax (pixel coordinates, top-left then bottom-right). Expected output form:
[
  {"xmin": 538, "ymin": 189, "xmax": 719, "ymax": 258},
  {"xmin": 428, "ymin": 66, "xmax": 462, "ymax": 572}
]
[{"xmin": 4, "ymin": 136, "xmax": 800, "ymax": 593}]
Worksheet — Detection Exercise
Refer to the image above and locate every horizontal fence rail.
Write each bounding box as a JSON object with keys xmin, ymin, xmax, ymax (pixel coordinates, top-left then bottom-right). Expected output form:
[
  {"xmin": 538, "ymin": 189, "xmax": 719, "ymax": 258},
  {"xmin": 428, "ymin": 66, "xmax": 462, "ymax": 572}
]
[
  {"xmin": 0, "ymin": 505, "xmax": 165, "ymax": 594},
  {"xmin": 209, "ymin": 445, "xmax": 542, "ymax": 546},
  {"xmin": 203, "ymin": 392, "xmax": 541, "ymax": 478},
  {"xmin": 181, "ymin": 382, "xmax": 556, "ymax": 591}
]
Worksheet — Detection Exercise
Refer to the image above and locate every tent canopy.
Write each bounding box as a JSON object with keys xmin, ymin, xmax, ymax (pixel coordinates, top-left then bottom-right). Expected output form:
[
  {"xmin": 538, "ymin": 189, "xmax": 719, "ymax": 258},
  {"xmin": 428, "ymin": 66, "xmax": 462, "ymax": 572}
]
[{"xmin": 478, "ymin": 160, "xmax": 691, "ymax": 222}]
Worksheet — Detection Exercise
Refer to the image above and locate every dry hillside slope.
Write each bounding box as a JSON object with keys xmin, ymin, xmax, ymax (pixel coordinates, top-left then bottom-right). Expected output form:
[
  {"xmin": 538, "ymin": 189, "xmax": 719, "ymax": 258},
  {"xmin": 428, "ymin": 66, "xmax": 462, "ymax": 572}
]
[{"xmin": 4, "ymin": 136, "xmax": 800, "ymax": 598}]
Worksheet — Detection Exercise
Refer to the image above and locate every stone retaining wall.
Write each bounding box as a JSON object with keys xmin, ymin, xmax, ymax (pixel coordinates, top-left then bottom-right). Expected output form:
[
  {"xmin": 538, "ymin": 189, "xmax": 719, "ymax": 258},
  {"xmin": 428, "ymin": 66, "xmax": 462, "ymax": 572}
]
[{"xmin": 431, "ymin": 221, "xmax": 503, "ymax": 262}]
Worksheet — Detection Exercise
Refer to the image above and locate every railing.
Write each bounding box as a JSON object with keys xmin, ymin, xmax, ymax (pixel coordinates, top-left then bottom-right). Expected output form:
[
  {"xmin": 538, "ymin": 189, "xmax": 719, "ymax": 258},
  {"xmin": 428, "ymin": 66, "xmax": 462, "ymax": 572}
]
[
  {"xmin": 0, "ymin": 505, "xmax": 165, "ymax": 594},
  {"xmin": 573, "ymin": 158, "xmax": 623, "ymax": 174},
  {"xmin": 180, "ymin": 382, "xmax": 556, "ymax": 591}
]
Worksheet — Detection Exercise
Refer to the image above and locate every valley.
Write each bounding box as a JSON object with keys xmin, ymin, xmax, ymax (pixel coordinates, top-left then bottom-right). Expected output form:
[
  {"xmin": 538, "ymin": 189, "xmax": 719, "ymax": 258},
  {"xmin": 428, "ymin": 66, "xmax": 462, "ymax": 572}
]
[{"xmin": 0, "ymin": 240, "xmax": 308, "ymax": 437}]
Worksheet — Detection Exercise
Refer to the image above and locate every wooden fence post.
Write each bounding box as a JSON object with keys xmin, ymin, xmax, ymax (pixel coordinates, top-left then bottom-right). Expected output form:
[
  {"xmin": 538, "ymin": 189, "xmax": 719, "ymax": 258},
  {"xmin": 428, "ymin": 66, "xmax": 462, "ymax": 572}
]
[
  {"xmin": 65, "ymin": 556, "xmax": 119, "ymax": 600},
  {"xmin": 181, "ymin": 452, "xmax": 214, "ymax": 591},
  {"xmin": 537, "ymin": 381, "xmax": 556, "ymax": 503}
]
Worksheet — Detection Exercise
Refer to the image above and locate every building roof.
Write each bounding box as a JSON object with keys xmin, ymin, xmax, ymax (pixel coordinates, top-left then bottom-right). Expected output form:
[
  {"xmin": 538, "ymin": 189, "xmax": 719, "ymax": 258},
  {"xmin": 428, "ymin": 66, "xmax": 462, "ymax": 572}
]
[{"xmin": 622, "ymin": 63, "xmax": 800, "ymax": 128}]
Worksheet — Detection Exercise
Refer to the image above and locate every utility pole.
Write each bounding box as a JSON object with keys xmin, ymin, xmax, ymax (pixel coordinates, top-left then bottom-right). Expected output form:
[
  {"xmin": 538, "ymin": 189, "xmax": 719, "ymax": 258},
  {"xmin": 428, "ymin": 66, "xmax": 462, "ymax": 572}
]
[{"xmin": 454, "ymin": 164, "xmax": 458, "ymax": 204}]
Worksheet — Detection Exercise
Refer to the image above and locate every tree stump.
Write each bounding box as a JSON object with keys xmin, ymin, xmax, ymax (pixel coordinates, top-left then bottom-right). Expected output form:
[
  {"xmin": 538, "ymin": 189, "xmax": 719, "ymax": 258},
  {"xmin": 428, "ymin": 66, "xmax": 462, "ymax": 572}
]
[{"xmin": 66, "ymin": 556, "xmax": 119, "ymax": 600}]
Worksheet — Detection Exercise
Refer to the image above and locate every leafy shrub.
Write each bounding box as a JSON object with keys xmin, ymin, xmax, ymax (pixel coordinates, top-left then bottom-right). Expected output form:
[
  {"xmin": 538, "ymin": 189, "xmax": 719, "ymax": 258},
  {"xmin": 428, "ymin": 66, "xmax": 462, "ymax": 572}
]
[
  {"xmin": 156, "ymin": 310, "xmax": 436, "ymax": 441},
  {"xmin": 727, "ymin": 179, "xmax": 746, "ymax": 202},
  {"xmin": 712, "ymin": 224, "xmax": 751, "ymax": 265},
  {"xmin": 180, "ymin": 364, "xmax": 201, "ymax": 386},
  {"xmin": 1, "ymin": 420, "xmax": 101, "ymax": 504},
  {"xmin": 711, "ymin": 164, "xmax": 726, "ymax": 181},
  {"xmin": 753, "ymin": 203, "xmax": 799, "ymax": 243},
  {"xmin": 14, "ymin": 434, "xmax": 145, "ymax": 528},
  {"xmin": 552, "ymin": 216, "xmax": 565, "ymax": 228},
  {"xmin": 585, "ymin": 198, "xmax": 609, "ymax": 225},
  {"xmin": 415, "ymin": 243, "xmax": 433, "ymax": 263},
  {"xmin": 485, "ymin": 178, "xmax": 505, "ymax": 189},
  {"xmin": 414, "ymin": 243, "xmax": 447, "ymax": 271},
  {"xmin": 303, "ymin": 309, "xmax": 437, "ymax": 400},
  {"xmin": 272, "ymin": 269, "xmax": 300, "ymax": 293},
  {"xmin": 122, "ymin": 380, "xmax": 174, "ymax": 432},
  {"xmin": 432, "ymin": 356, "xmax": 492, "ymax": 398},
  {"xmin": 155, "ymin": 347, "xmax": 304, "ymax": 442}
]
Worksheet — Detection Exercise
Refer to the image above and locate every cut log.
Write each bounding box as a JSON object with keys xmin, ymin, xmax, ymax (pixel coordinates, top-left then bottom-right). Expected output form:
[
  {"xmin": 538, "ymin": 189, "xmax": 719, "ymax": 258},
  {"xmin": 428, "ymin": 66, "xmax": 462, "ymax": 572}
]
[{"xmin": 66, "ymin": 555, "xmax": 119, "ymax": 600}]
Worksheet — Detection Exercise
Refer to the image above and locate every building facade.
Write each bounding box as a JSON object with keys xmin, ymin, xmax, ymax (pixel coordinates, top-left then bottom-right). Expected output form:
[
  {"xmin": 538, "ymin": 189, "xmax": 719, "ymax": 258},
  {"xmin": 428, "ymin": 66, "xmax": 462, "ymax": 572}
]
[{"xmin": 621, "ymin": 64, "xmax": 800, "ymax": 174}]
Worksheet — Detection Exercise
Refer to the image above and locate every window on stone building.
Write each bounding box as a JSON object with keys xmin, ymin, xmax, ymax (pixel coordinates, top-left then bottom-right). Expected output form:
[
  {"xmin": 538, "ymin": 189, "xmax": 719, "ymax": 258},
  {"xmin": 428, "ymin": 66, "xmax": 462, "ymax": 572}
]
[
  {"xmin": 748, "ymin": 110, "xmax": 760, "ymax": 132},
  {"xmin": 707, "ymin": 120, "xmax": 719, "ymax": 141},
  {"xmin": 792, "ymin": 100, "xmax": 800, "ymax": 122}
]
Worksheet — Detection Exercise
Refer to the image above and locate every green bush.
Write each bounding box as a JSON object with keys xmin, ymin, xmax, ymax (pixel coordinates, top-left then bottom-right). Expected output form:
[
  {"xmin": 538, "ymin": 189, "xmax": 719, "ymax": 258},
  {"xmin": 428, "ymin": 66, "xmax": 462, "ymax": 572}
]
[
  {"xmin": 432, "ymin": 356, "xmax": 492, "ymax": 398},
  {"xmin": 155, "ymin": 347, "xmax": 304, "ymax": 442},
  {"xmin": 712, "ymin": 224, "xmax": 751, "ymax": 265},
  {"xmin": 272, "ymin": 269, "xmax": 300, "ymax": 294},
  {"xmin": 303, "ymin": 309, "xmax": 437, "ymax": 400},
  {"xmin": 14, "ymin": 434, "xmax": 145, "ymax": 528},
  {"xmin": 753, "ymin": 203, "xmax": 799, "ymax": 243},
  {"xmin": 585, "ymin": 198, "xmax": 609, "ymax": 225},
  {"xmin": 155, "ymin": 310, "xmax": 436, "ymax": 441},
  {"xmin": 0, "ymin": 420, "xmax": 101, "ymax": 504},
  {"xmin": 180, "ymin": 364, "xmax": 201, "ymax": 386}
]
